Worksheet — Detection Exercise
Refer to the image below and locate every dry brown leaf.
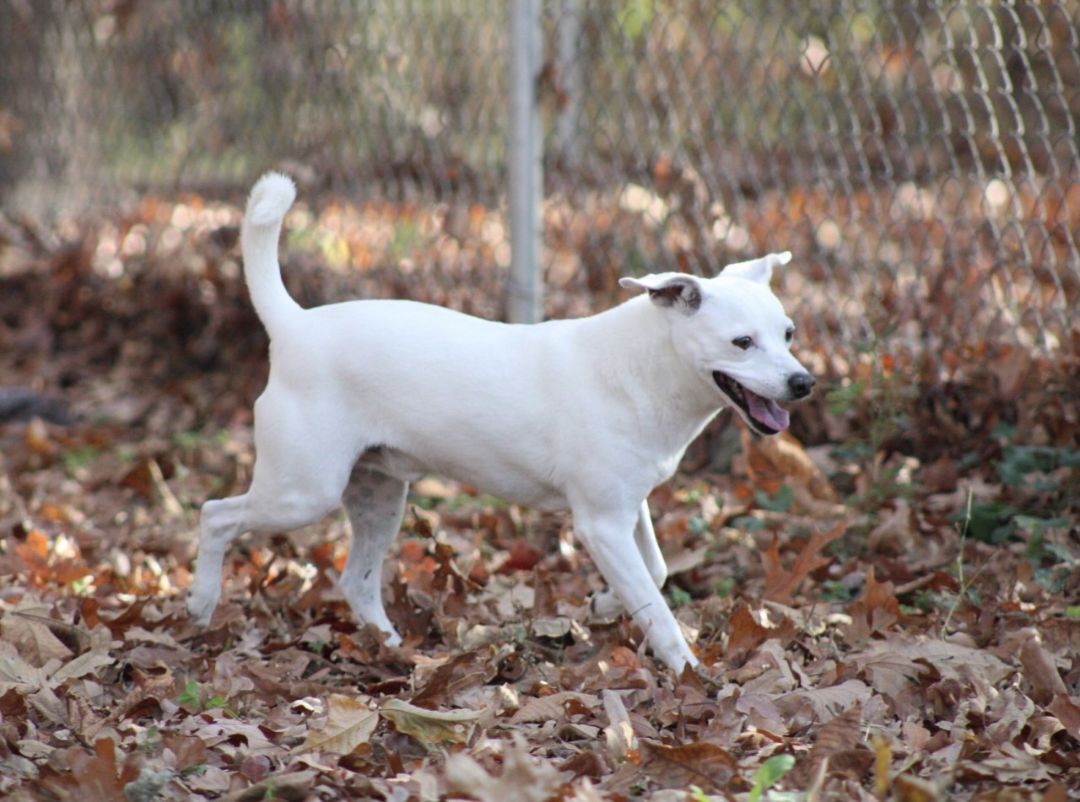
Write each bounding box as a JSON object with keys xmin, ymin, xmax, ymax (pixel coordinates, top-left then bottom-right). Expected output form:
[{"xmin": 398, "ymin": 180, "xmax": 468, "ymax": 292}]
[
  {"xmin": 812, "ymin": 703, "xmax": 859, "ymax": 755},
  {"xmin": 725, "ymin": 603, "xmax": 798, "ymax": 665},
  {"xmin": 0, "ymin": 646, "xmax": 66, "ymax": 725},
  {"xmin": 602, "ymin": 689, "xmax": 638, "ymax": 763},
  {"xmin": 845, "ymin": 566, "xmax": 901, "ymax": 641},
  {"xmin": 381, "ymin": 697, "xmax": 484, "ymax": 746},
  {"xmin": 59, "ymin": 738, "xmax": 131, "ymax": 802},
  {"xmin": 725, "ymin": 603, "xmax": 772, "ymax": 662},
  {"xmin": 848, "ymin": 642, "xmax": 927, "ymax": 700},
  {"xmin": 411, "ymin": 650, "xmax": 494, "ymax": 708},
  {"xmin": 1046, "ymin": 694, "xmax": 1080, "ymax": 740},
  {"xmin": 762, "ymin": 521, "xmax": 845, "ymax": 604},
  {"xmin": 638, "ymin": 741, "xmax": 738, "ymax": 791},
  {"xmin": 1013, "ymin": 627, "xmax": 1068, "ymax": 705},
  {"xmin": 742, "ymin": 429, "xmax": 838, "ymax": 504},
  {"xmin": 218, "ymin": 770, "xmax": 318, "ymax": 802},
  {"xmin": 776, "ymin": 679, "xmax": 873, "ymax": 724},
  {"xmin": 49, "ymin": 647, "xmax": 114, "ymax": 685},
  {"xmin": 961, "ymin": 741, "xmax": 1058, "ymax": 783},
  {"xmin": 893, "ymin": 774, "xmax": 942, "ymax": 802},
  {"xmin": 866, "ymin": 499, "xmax": 916, "ymax": 555},
  {"xmin": 871, "ymin": 733, "xmax": 891, "ymax": 798},
  {"xmin": 180, "ymin": 713, "xmax": 283, "ymax": 758},
  {"xmin": 803, "ymin": 704, "xmax": 866, "ymax": 781},
  {"xmin": 734, "ymin": 691, "xmax": 789, "ymax": 735},
  {"xmin": 663, "ymin": 544, "xmax": 709, "ymax": 575},
  {"xmin": 24, "ymin": 417, "xmax": 54, "ymax": 457},
  {"xmin": 444, "ymin": 735, "xmax": 569, "ymax": 802},
  {"xmin": 0, "ymin": 603, "xmax": 74, "ymax": 666},
  {"xmin": 510, "ymin": 691, "xmax": 600, "ymax": 724},
  {"xmin": 850, "ymin": 636, "xmax": 1013, "ymax": 711},
  {"xmin": 295, "ymin": 694, "xmax": 378, "ymax": 756}
]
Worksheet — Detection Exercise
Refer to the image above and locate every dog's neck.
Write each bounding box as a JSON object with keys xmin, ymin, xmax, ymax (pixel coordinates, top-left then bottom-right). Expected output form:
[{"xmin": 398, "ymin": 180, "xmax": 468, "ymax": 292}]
[{"xmin": 574, "ymin": 296, "xmax": 723, "ymax": 445}]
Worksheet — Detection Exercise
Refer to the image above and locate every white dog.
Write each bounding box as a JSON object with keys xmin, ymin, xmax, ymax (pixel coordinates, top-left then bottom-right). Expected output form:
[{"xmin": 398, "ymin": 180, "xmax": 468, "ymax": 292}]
[{"xmin": 188, "ymin": 173, "xmax": 814, "ymax": 671}]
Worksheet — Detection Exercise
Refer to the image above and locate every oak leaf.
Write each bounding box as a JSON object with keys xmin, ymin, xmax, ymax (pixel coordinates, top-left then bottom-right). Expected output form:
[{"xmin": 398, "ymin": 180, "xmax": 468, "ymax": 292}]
[{"xmin": 762, "ymin": 521, "xmax": 844, "ymax": 604}]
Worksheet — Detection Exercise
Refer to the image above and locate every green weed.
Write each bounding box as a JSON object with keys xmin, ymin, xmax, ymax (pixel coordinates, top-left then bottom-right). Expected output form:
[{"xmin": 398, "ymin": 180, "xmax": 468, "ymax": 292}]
[{"xmin": 749, "ymin": 754, "xmax": 796, "ymax": 801}]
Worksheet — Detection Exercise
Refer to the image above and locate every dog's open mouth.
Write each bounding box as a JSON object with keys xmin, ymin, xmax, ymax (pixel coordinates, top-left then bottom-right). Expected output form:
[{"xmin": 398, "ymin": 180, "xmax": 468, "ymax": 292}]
[{"xmin": 712, "ymin": 371, "xmax": 790, "ymax": 436}]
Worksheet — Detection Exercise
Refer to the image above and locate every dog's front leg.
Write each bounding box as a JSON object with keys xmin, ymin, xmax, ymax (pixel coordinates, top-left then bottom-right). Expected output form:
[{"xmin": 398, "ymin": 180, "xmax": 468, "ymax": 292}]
[
  {"xmin": 590, "ymin": 500, "xmax": 668, "ymax": 619},
  {"xmin": 572, "ymin": 502, "xmax": 697, "ymax": 671}
]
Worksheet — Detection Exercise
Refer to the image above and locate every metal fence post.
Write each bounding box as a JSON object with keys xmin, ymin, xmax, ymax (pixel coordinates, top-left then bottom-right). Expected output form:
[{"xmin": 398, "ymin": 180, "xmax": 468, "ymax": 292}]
[
  {"xmin": 508, "ymin": 0, "xmax": 542, "ymax": 324},
  {"xmin": 556, "ymin": 0, "xmax": 582, "ymax": 168}
]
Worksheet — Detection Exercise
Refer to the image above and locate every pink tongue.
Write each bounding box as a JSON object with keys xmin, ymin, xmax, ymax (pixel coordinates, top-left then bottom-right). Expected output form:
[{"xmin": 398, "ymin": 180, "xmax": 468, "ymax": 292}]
[{"xmin": 746, "ymin": 391, "xmax": 790, "ymax": 431}]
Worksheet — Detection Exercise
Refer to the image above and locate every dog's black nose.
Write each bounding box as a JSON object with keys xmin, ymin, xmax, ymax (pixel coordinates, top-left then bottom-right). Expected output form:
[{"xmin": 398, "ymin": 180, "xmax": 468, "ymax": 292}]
[{"xmin": 788, "ymin": 372, "xmax": 815, "ymax": 399}]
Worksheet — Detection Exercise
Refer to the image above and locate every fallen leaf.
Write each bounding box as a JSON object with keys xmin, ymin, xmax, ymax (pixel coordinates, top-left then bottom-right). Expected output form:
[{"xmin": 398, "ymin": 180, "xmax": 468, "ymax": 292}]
[
  {"xmin": 0, "ymin": 603, "xmax": 73, "ymax": 666},
  {"xmin": 57, "ymin": 738, "xmax": 132, "ymax": 802},
  {"xmin": 296, "ymin": 694, "xmax": 378, "ymax": 756},
  {"xmin": 803, "ymin": 705, "xmax": 870, "ymax": 782},
  {"xmin": 182, "ymin": 713, "xmax": 283, "ymax": 757},
  {"xmin": 725, "ymin": 603, "xmax": 797, "ymax": 664},
  {"xmin": 893, "ymin": 773, "xmax": 942, "ymax": 802},
  {"xmin": 499, "ymin": 539, "xmax": 544, "ymax": 572},
  {"xmin": 1013, "ymin": 627, "xmax": 1068, "ymax": 705},
  {"xmin": 380, "ymin": 698, "xmax": 484, "ymax": 746},
  {"xmin": 762, "ymin": 521, "xmax": 844, "ymax": 604},
  {"xmin": 411, "ymin": 651, "xmax": 495, "ymax": 708},
  {"xmin": 639, "ymin": 741, "xmax": 738, "ymax": 791},
  {"xmin": 871, "ymin": 733, "xmax": 891, "ymax": 798},
  {"xmin": 445, "ymin": 735, "xmax": 569, "ymax": 802},
  {"xmin": 866, "ymin": 499, "xmax": 916, "ymax": 555},
  {"xmin": 1047, "ymin": 694, "xmax": 1080, "ymax": 740},
  {"xmin": 218, "ymin": 770, "xmax": 318, "ymax": 802},
  {"xmin": 776, "ymin": 679, "xmax": 873, "ymax": 723},
  {"xmin": 602, "ymin": 689, "xmax": 638, "ymax": 763},
  {"xmin": 850, "ymin": 637, "xmax": 1012, "ymax": 699},
  {"xmin": 844, "ymin": 566, "xmax": 901, "ymax": 640},
  {"xmin": 510, "ymin": 691, "xmax": 600, "ymax": 724},
  {"xmin": 742, "ymin": 429, "xmax": 839, "ymax": 505}
]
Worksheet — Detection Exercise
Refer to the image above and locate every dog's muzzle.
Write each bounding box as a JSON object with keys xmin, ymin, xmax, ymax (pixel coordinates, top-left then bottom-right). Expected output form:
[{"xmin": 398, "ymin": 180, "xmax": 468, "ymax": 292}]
[{"xmin": 712, "ymin": 371, "xmax": 813, "ymax": 436}]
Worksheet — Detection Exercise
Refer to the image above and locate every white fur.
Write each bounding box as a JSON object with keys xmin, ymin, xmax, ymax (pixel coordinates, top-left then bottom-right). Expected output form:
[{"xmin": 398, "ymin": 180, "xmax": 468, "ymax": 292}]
[{"xmin": 188, "ymin": 172, "xmax": 814, "ymax": 671}]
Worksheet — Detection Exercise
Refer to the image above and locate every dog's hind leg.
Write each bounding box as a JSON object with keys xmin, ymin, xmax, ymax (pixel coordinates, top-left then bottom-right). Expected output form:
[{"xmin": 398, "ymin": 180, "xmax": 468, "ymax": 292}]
[
  {"xmin": 590, "ymin": 500, "xmax": 668, "ymax": 619},
  {"xmin": 339, "ymin": 465, "xmax": 408, "ymax": 645},
  {"xmin": 188, "ymin": 494, "xmax": 251, "ymax": 626},
  {"xmin": 188, "ymin": 393, "xmax": 357, "ymax": 625}
]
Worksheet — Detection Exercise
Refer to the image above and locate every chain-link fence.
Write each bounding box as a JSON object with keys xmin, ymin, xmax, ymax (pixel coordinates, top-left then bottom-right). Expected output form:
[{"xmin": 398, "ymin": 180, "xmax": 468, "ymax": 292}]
[{"xmin": 3, "ymin": 0, "xmax": 1079, "ymax": 368}]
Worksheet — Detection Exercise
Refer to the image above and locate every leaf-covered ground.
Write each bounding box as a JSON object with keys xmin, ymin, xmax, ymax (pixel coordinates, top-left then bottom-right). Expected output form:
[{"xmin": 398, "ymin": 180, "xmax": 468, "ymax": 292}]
[{"xmin": 0, "ymin": 191, "xmax": 1078, "ymax": 801}]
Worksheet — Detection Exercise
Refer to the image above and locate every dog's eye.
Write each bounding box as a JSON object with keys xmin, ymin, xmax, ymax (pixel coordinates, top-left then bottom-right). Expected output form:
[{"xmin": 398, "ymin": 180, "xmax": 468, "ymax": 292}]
[
  {"xmin": 732, "ymin": 336, "xmax": 753, "ymax": 350},
  {"xmin": 785, "ymin": 327, "xmax": 795, "ymax": 342}
]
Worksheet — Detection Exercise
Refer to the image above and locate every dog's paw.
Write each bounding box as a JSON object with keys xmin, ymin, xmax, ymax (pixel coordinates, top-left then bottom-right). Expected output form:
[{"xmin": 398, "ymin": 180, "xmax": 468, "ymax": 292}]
[
  {"xmin": 186, "ymin": 591, "xmax": 218, "ymax": 627},
  {"xmin": 648, "ymin": 634, "xmax": 699, "ymax": 673}
]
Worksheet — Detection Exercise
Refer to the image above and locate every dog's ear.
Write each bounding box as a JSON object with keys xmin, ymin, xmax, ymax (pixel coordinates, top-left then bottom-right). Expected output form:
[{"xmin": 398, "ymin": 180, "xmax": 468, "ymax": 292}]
[
  {"xmin": 721, "ymin": 251, "xmax": 792, "ymax": 284},
  {"xmin": 619, "ymin": 273, "xmax": 703, "ymax": 313}
]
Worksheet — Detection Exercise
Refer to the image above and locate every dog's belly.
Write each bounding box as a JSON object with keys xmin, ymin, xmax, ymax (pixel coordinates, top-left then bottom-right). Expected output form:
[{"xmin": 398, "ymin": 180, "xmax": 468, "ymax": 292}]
[{"xmin": 359, "ymin": 446, "xmax": 568, "ymax": 512}]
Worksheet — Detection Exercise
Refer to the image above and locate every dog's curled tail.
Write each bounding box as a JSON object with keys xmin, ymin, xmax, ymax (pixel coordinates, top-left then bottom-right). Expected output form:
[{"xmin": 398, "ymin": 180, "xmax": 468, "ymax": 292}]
[{"xmin": 241, "ymin": 172, "xmax": 302, "ymax": 335}]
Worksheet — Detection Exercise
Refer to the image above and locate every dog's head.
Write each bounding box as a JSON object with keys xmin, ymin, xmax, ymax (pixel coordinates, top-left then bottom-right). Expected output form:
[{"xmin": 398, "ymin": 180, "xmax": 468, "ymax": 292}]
[{"xmin": 620, "ymin": 251, "xmax": 814, "ymax": 436}]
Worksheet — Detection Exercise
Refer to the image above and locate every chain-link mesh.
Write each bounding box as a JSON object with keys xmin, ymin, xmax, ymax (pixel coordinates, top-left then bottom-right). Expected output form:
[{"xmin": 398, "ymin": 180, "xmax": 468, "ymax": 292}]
[
  {"xmin": 0, "ymin": 0, "xmax": 509, "ymax": 202},
  {"xmin": 3, "ymin": 0, "xmax": 1078, "ymax": 364}
]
